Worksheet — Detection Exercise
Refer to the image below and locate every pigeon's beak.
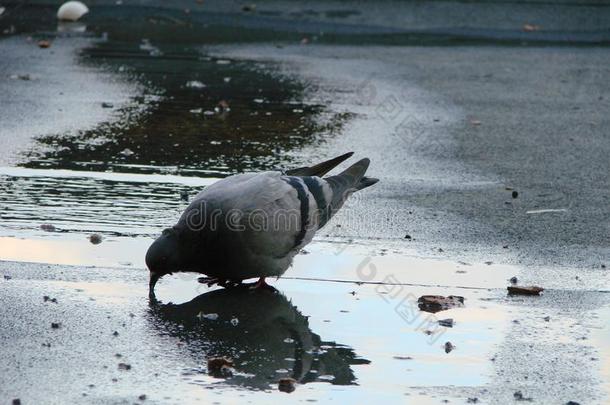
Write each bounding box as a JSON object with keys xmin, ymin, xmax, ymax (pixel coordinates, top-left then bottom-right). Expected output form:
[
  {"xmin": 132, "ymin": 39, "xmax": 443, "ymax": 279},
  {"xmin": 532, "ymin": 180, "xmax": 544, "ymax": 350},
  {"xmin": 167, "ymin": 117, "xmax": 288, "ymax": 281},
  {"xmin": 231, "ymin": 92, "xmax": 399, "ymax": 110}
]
[{"xmin": 149, "ymin": 271, "xmax": 161, "ymax": 298}]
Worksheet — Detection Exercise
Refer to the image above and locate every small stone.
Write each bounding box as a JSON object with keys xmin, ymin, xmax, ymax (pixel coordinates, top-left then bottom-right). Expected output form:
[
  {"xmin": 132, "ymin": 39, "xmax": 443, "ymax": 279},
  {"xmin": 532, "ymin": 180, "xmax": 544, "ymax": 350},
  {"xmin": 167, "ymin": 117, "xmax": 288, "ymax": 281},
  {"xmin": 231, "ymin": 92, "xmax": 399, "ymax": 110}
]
[
  {"xmin": 230, "ymin": 318, "xmax": 239, "ymax": 326},
  {"xmin": 101, "ymin": 102, "xmax": 114, "ymax": 108},
  {"xmin": 602, "ymin": 264, "xmax": 606, "ymax": 269},
  {"xmin": 278, "ymin": 377, "xmax": 297, "ymax": 393},
  {"xmin": 404, "ymin": 234, "xmax": 412, "ymax": 240},
  {"xmin": 119, "ymin": 148, "xmax": 134, "ymax": 157},
  {"xmin": 38, "ymin": 39, "xmax": 51, "ymax": 48},
  {"xmin": 40, "ymin": 224, "xmax": 56, "ymax": 232},
  {"xmin": 444, "ymin": 342, "xmax": 455, "ymax": 353},
  {"xmin": 512, "ymin": 190, "xmax": 519, "ymax": 199},
  {"xmin": 467, "ymin": 398, "xmax": 479, "ymax": 404},
  {"xmin": 138, "ymin": 394, "xmax": 147, "ymax": 401},
  {"xmin": 51, "ymin": 322, "xmax": 61, "ymax": 329},
  {"xmin": 185, "ymin": 80, "xmax": 206, "ymax": 89},
  {"xmin": 3, "ymin": 275, "xmax": 12, "ymax": 280},
  {"xmin": 241, "ymin": 4, "xmax": 256, "ymax": 12},
  {"xmin": 510, "ymin": 276, "xmax": 518, "ymax": 284},
  {"xmin": 118, "ymin": 363, "xmax": 131, "ymax": 371},
  {"xmin": 89, "ymin": 234, "xmax": 102, "ymax": 245},
  {"xmin": 12, "ymin": 399, "xmax": 21, "ymax": 405},
  {"xmin": 543, "ymin": 316, "xmax": 551, "ymax": 322},
  {"xmin": 514, "ymin": 390, "xmax": 533, "ymax": 401},
  {"xmin": 393, "ymin": 355, "xmax": 413, "ymax": 360},
  {"xmin": 112, "ymin": 331, "xmax": 119, "ymax": 336}
]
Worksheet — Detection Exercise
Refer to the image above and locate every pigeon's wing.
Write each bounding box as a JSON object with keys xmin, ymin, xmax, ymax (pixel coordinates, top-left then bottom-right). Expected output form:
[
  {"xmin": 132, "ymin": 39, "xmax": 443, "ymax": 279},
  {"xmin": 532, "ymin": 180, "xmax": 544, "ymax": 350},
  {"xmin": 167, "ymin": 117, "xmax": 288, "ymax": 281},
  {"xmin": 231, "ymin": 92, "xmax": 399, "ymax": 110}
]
[
  {"xmin": 181, "ymin": 172, "xmax": 319, "ymax": 260},
  {"xmin": 232, "ymin": 172, "xmax": 320, "ymax": 259}
]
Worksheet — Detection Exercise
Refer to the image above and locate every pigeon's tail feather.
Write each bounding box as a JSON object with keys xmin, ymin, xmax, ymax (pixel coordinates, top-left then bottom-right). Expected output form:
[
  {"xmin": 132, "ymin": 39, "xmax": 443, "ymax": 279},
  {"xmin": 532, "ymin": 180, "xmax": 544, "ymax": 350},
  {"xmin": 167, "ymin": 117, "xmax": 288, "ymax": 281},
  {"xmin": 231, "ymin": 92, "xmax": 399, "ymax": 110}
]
[
  {"xmin": 324, "ymin": 158, "xmax": 376, "ymax": 215},
  {"xmin": 285, "ymin": 152, "xmax": 354, "ymax": 177},
  {"xmin": 357, "ymin": 176, "xmax": 379, "ymax": 190},
  {"xmin": 330, "ymin": 157, "xmax": 370, "ymax": 186}
]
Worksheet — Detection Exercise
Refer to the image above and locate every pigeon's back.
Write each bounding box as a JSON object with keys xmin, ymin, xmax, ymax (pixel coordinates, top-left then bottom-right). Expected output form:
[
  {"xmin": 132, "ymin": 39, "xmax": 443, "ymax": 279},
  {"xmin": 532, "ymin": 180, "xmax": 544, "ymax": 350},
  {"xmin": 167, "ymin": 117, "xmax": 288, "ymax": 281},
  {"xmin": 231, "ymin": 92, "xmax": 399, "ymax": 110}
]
[{"xmin": 175, "ymin": 171, "xmax": 312, "ymax": 280}]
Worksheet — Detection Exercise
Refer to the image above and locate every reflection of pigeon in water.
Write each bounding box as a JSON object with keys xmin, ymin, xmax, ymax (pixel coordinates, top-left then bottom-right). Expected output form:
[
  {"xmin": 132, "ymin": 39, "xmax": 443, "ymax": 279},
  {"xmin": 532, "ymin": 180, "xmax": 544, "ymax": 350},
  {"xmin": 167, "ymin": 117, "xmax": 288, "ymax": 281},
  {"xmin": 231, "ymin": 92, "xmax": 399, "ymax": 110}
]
[
  {"xmin": 149, "ymin": 287, "xmax": 370, "ymax": 389},
  {"xmin": 146, "ymin": 152, "xmax": 378, "ymax": 296}
]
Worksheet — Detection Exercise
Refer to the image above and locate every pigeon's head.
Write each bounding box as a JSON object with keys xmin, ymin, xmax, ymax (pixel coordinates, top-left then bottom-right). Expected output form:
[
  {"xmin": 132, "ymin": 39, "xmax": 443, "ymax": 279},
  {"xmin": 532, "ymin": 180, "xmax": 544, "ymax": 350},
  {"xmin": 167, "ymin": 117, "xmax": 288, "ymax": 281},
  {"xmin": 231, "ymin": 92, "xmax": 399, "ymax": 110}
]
[{"xmin": 146, "ymin": 227, "xmax": 183, "ymax": 296}]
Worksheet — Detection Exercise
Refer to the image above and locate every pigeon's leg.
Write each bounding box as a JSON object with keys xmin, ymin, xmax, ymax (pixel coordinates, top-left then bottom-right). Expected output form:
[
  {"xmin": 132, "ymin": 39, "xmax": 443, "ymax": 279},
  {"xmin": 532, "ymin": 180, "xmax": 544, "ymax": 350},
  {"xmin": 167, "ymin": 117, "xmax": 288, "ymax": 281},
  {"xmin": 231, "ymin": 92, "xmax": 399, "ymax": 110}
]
[
  {"xmin": 250, "ymin": 277, "xmax": 270, "ymax": 290},
  {"xmin": 197, "ymin": 276, "xmax": 228, "ymax": 287}
]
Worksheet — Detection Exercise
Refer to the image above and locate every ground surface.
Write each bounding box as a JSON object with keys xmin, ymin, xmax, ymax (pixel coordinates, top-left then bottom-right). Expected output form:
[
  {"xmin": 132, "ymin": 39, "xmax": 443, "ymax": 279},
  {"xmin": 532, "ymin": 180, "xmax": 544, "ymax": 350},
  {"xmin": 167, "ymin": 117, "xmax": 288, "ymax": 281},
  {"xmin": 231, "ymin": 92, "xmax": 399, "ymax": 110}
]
[{"xmin": 0, "ymin": 1, "xmax": 609, "ymax": 404}]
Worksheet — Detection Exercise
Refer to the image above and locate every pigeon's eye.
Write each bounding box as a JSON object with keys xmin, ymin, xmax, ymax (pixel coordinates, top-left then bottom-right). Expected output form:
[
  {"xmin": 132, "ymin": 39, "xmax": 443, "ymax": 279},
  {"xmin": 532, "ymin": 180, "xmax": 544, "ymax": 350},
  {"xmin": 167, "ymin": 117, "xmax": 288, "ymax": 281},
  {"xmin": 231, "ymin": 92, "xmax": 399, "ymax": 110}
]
[{"xmin": 162, "ymin": 228, "xmax": 173, "ymax": 236}]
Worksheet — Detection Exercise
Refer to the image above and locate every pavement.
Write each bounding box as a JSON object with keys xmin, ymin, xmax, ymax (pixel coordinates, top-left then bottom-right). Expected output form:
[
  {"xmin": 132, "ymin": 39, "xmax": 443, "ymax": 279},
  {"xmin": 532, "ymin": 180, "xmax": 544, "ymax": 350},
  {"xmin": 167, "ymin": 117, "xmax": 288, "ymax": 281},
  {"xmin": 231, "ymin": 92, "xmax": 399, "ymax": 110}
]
[{"xmin": 1, "ymin": 1, "xmax": 609, "ymax": 404}]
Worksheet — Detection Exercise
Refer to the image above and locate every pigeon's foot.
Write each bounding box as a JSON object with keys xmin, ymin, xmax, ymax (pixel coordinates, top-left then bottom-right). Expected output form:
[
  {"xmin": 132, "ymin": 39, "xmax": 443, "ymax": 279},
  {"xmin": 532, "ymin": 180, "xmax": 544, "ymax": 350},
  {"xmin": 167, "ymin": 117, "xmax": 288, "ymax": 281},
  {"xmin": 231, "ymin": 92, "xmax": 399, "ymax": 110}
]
[{"xmin": 197, "ymin": 277, "xmax": 242, "ymax": 288}]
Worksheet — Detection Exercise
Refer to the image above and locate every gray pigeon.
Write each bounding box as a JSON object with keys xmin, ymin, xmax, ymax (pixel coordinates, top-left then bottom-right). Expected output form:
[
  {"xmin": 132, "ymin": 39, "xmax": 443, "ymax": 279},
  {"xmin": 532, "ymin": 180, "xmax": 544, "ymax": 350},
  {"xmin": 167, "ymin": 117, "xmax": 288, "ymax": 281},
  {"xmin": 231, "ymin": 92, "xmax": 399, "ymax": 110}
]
[{"xmin": 146, "ymin": 152, "xmax": 378, "ymax": 296}]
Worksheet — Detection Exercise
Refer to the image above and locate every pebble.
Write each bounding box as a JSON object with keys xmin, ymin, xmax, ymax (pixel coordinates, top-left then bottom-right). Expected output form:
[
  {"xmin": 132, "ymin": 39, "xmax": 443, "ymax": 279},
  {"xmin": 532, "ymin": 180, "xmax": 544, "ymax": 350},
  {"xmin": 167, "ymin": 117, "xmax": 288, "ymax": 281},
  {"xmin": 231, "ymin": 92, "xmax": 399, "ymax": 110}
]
[
  {"xmin": 278, "ymin": 377, "xmax": 297, "ymax": 393},
  {"xmin": 444, "ymin": 342, "xmax": 455, "ymax": 353},
  {"xmin": 89, "ymin": 234, "xmax": 103, "ymax": 244},
  {"xmin": 438, "ymin": 318, "xmax": 454, "ymax": 328},
  {"xmin": 118, "ymin": 363, "xmax": 131, "ymax": 371},
  {"xmin": 512, "ymin": 190, "xmax": 519, "ymax": 198},
  {"xmin": 40, "ymin": 224, "xmax": 57, "ymax": 232}
]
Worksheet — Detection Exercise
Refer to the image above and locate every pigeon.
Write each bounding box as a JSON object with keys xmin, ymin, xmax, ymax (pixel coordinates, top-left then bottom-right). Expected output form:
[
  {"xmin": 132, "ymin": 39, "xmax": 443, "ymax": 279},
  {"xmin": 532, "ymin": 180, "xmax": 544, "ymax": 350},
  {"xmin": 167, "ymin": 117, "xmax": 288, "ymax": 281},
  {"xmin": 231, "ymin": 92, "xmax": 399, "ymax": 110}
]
[{"xmin": 146, "ymin": 152, "xmax": 378, "ymax": 296}]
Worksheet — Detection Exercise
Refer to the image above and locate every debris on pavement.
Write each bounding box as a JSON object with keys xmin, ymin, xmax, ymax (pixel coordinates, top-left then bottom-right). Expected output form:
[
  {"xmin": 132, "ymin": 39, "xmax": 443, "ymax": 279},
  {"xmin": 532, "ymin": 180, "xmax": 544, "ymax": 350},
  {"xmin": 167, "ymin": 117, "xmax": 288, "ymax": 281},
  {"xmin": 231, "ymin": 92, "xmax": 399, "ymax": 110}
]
[
  {"xmin": 278, "ymin": 377, "xmax": 297, "ymax": 393},
  {"xmin": 40, "ymin": 224, "xmax": 57, "ymax": 232},
  {"xmin": 101, "ymin": 102, "xmax": 114, "ymax": 108},
  {"xmin": 523, "ymin": 23, "xmax": 540, "ymax": 32},
  {"xmin": 10, "ymin": 74, "xmax": 31, "ymax": 81},
  {"xmin": 507, "ymin": 286, "xmax": 544, "ymax": 296},
  {"xmin": 207, "ymin": 357, "xmax": 233, "ymax": 377},
  {"xmin": 57, "ymin": 1, "xmax": 89, "ymax": 21},
  {"xmin": 512, "ymin": 190, "xmax": 519, "ymax": 198},
  {"xmin": 197, "ymin": 312, "xmax": 219, "ymax": 321},
  {"xmin": 438, "ymin": 318, "xmax": 454, "ymax": 328},
  {"xmin": 118, "ymin": 363, "xmax": 131, "ymax": 371},
  {"xmin": 418, "ymin": 295, "xmax": 464, "ymax": 313},
  {"xmin": 510, "ymin": 276, "xmax": 518, "ymax": 284},
  {"xmin": 514, "ymin": 390, "xmax": 533, "ymax": 401},
  {"xmin": 185, "ymin": 80, "xmax": 206, "ymax": 89},
  {"xmin": 119, "ymin": 148, "xmax": 134, "ymax": 157},
  {"xmin": 393, "ymin": 355, "xmax": 413, "ymax": 360},
  {"xmin": 43, "ymin": 296, "xmax": 58, "ymax": 303},
  {"xmin": 37, "ymin": 40, "xmax": 51, "ymax": 48},
  {"xmin": 51, "ymin": 322, "xmax": 61, "ymax": 329},
  {"xmin": 89, "ymin": 234, "xmax": 102, "ymax": 244}
]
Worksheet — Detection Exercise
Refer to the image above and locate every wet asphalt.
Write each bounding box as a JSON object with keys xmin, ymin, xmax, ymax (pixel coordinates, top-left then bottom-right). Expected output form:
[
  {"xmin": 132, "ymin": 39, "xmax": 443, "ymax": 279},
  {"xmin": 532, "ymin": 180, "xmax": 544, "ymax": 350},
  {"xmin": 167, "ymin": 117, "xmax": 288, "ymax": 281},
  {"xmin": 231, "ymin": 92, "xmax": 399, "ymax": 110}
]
[{"xmin": 1, "ymin": 1, "xmax": 610, "ymax": 404}]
